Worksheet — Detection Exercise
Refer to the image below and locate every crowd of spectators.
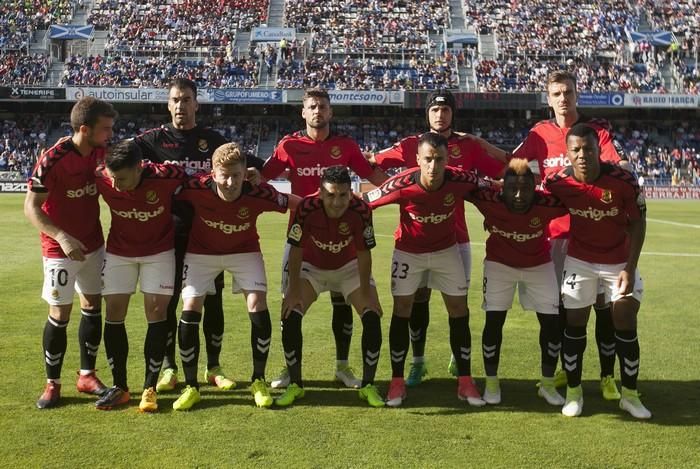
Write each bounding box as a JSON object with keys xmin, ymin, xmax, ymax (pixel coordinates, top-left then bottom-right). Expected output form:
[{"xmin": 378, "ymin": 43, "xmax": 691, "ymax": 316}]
[
  {"xmin": 285, "ymin": 0, "xmax": 449, "ymax": 54},
  {"xmin": 60, "ymin": 53, "xmax": 259, "ymax": 88},
  {"xmin": 89, "ymin": 0, "xmax": 268, "ymax": 52},
  {"xmin": 0, "ymin": 117, "xmax": 51, "ymax": 177},
  {"xmin": 463, "ymin": 0, "xmax": 636, "ymax": 56},
  {"xmin": 640, "ymin": 0, "xmax": 699, "ymax": 54},
  {"xmin": 615, "ymin": 122, "xmax": 700, "ymax": 185},
  {"xmin": 276, "ymin": 54, "xmax": 458, "ymax": 90},
  {"xmin": 672, "ymin": 58, "xmax": 699, "ymax": 95},
  {"xmin": 0, "ymin": 52, "xmax": 50, "ymax": 85},
  {"xmin": 0, "ymin": 0, "xmax": 75, "ymax": 51},
  {"xmin": 475, "ymin": 56, "xmax": 665, "ymax": 93}
]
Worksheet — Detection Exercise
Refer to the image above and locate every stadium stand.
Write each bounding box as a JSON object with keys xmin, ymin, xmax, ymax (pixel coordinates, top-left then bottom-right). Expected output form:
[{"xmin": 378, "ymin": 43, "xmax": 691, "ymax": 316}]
[
  {"xmin": 0, "ymin": 51, "xmax": 50, "ymax": 85},
  {"xmin": 60, "ymin": 53, "xmax": 259, "ymax": 88},
  {"xmin": 0, "ymin": 117, "xmax": 52, "ymax": 178},
  {"xmin": 89, "ymin": 0, "xmax": 268, "ymax": 52},
  {"xmin": 275, "ymin": 55, "xmax": 458, "ymax": 90},
  {"xmin": 284, "ymin": 0, "xmax": 450, "ymax": 54},
  {"xmin": 0, "ymin": 0, "xmax": 74, "ymax": 51}
]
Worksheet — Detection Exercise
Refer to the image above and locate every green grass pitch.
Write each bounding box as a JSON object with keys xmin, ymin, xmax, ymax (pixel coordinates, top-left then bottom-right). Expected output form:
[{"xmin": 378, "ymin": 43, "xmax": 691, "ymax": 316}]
[{"xmin": 1, "ymin": 195, "xmax": 698, "ymax": 468}]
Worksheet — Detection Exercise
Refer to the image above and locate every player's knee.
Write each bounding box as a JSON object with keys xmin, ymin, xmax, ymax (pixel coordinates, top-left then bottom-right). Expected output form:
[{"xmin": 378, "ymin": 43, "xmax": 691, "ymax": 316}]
[
  {"xmin": 484, "ymin": 310, "xmax": 507, "ymax": 328},
  {"xmin": 48, "ymin": 304, "xmax": 72, "ymax": 322},
  {"xmin": 392, "ymin": 297, "xmax": 413, "ymax": 317},
  {"xmin": 414, "ymin": 287, "xmax": 431, "ymax": 303},
  {"xmin": 537, "ymin": 313, "xmax": 560, "ymax": 335},
  {"xmin": 79, "ymin": 294, "xmax": 101, "ymax": 310},
  {"xmin": 246, "ymin": 291, "xmax": 267, "ymax": 312},
  {"xmin": 564, "ymin": 307, "xmax": 590, "ymax": 327}
]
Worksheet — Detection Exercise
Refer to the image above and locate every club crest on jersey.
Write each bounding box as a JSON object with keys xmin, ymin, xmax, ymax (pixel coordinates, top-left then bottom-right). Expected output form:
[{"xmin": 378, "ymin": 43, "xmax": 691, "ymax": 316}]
[
  {"xmin": 443, "ymin": 193, "xmax": 455, "ymax": 206},
  {"xmin": 289, "ymin": 223, "xmax": 303, "ymax": 242},
  {"xmin": 238, "ymin": 207, "xmax": 250, "ymax": 219},
  {"xmin": 198, "ymin": 139, "xmax": 209, "ymax": 153},
  {"xmin": 529, "ymin": 217, "xmax": 542, "ymax": 228},
  {"xmin": 449, "ymin": 146, "xmax": 461, "ymax": 159},
  {"xmin": 145, "ymin": 190, "xmax": 160, "ymax": 204},
  {"xmin": 338, "ymin": 222, "xmax": 351, "ymax": 235},
  {"xmin": 330, "ymin": 146, "xmax": 342, "ymax": 159},
  {"xmin": 600, "ymin": 190, "xmax": 613, "ymax": 204}
]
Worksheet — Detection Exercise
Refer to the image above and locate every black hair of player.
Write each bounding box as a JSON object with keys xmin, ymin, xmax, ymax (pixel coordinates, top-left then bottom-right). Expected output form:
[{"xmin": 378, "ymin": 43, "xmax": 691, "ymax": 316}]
[
  {"xmin": 566, "ymin": 123, "xmax": 599, "ymax": 145},
  {"xmin": 106, "ymin": 140, "xmax": 143, "ymax": 171},
  {"xmin": 169, "ymin": 77, "xmax": 197, "ymax": 97},
  {"xmin": 418, "ymin": 131, "xmax": 449, "ymax": 151},
  {"xmin": 321, "ymin": 165, "xmax": 351, "ymax": 187},
  {"xmin": 303, "ymin": 88, "xmax": 331, "ymax": 103},
  {"xmin": 70, "ymin": 97, "xmax": 118, "ymax": 132}
]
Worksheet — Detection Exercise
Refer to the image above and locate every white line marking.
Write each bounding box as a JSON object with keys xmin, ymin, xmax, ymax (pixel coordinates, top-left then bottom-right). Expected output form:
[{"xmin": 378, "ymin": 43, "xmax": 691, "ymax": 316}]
[
  {"xmin": 375, "ymin": 235, "xmax": 697, "ymax": 257},
  {"xmin": 643, "ymin": 252, "xmax": 700, "ymax": 257},
  {"xmin": 647, "ymin": 218, "xmax": 700, "ymax": 229}
]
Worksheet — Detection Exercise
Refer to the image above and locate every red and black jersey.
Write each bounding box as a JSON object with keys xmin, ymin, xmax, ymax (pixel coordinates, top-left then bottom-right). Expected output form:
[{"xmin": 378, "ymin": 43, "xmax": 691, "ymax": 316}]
[
  {"xmin": 287, "ymin": 192, "xmax": 375, "ymax": 270},
  {"xmin": 96, "ymin": 163, "xmax": 187, "ymax": 257},
  {"xmin": 28, "ymin": 137, "xmax": 105, "ymax": 258},
  {"xmin": 374, "ymin": 132, "xmax": 504, "ymax": 244},
  {"xmin": 512, "ymin": 115, "xmax": 622, "ymax": 239},
  {"xmin": 467, "ymin": 187, "xmax": 568, "ymax": 268},
  {"xmin": 543, "ymin": 163, "xmax": 645, "ymax": 264},
  {"xmin": 177, "ymin": 176, "xmax": 289, "ymax": 255},
  {"xmin": 262, "ymin": 130, "xmax": 374, "ymax": 198},
  {"xmin": 134, "ymin": 124, "xmax": 229, "ymax": 172},
  {"xmin": 364, "ymin": 167, "xmax": 481, "ymax": 253}
]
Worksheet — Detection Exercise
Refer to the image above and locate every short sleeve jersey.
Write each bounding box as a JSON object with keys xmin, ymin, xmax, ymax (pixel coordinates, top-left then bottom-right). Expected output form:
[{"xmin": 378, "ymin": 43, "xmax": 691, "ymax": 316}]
[
  {"xmin": 96, "ymin": 163, "xmax": 187, "ymax": 257},
  {"xmin": 262, "ymin": 131, "xmax": 375, "ymax": 198},
  {"xmin": 543, "ymin": 163, "xmax": 645, "ymax": 264},
  {"xmin": 177, "ymin": 176, "xmax": 289, "ymax": 255},
  {"xmin": 28, "ymin": 137, "xmax": 105, "ymax": 258},
  {"xmin": 466, "ymin": 187, "xmax": 568, "ymax": 268},
  {"xmin": 287, "ymin": 193, "xmax": 375, "ymax": 270},
  {"xmin": 374, "ymin": 132, "xmax": 505, "ymax": 244},
  {"xmin": 363, "ymin": 167, "xmax": 481, "ymax": 253},
  {"xmin": 512, "ymin": 116, "xmax": 622, "ymax": 239}
]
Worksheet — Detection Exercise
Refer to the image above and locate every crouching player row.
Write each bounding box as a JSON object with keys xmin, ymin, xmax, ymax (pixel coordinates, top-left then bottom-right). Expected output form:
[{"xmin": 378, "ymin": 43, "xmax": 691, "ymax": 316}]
[
  {"xmin": 276, "ymin": 166, "xmax": 385, "ymax": 407},
  {"xmin": 93, "ymin": 141, "xmax": 298, "ymax": 412},
  {"xmin": 464, "ymin": 158, "xmax": 568, "ymax": 406},
  {"xmin": 93, "ymin": 141, "xmax": 186, "ymax": 411},
  {"xmin": 171, "ymin": 143, "xmax": 298, "ymax": 410},
  {"xmin": 544, "ymin": 124, "xmax": 650, "ymax": 419},
  {"xmin": 364, "ymin": 132, "xmax": 486, "ymax": 407}
]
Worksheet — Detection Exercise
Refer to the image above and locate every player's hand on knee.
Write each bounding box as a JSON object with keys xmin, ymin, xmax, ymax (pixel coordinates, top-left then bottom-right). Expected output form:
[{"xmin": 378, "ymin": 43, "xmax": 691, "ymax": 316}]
[
  {"xmin": 281, "ymin": 295, "xmax": 303, "ymax": 319},
  {"xmin": 55, "ymin": 230, "xmax": 87, "ymax": 261},
  {"xmin": 616, "ymin": 269, "xmax": 634, "ymax": 295}
]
